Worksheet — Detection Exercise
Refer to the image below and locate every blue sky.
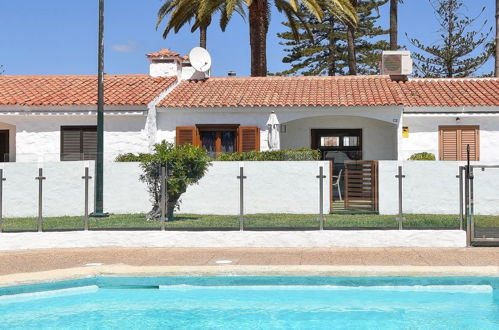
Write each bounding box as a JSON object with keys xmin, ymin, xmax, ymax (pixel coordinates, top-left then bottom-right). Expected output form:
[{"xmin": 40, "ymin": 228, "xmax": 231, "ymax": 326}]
[{"xmin": 0, "ymin": 0, "xmax": 495, "ymax": 77}]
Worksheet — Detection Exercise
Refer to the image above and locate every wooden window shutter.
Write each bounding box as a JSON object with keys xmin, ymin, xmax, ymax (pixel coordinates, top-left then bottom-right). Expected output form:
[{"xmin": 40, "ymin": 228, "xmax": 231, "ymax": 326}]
[
  {"xmin": 460, "ymin": 127, "xmax": 479, "ymax": 161},
  {"xmin": 238, "ymin": 126, "xmax": 260, "ymax": 152},
  {"xmin": 176, "ymin": 126, "xmax": 197, "ymax": 146},
  {"xmin": 439, "ymin": 126, "xmax": 479, "ymax": 161},
  {"xmin": 61, "ymin": 128, "xmax": 82, "ymax": 161},
  {"xmin": 82, "ymin": 128, "xmax": 97, "ymax": 160}
]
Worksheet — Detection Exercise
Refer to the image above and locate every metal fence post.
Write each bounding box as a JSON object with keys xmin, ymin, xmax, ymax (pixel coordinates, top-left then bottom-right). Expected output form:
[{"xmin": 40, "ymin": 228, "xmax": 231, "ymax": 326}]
[
  {"xmin": 0, "ymin": 169, "xmax": 5, "ymax": 233},
  {"xmin": 237, "ymin": 164, "xmax": 246, "ymax": 231},
  {"xmin": 317, "ymin": 165, "xmax": 326, "ymax": 230},
  {"xmin": 469, "ymin": 166, "xmax": 475, "ymax": 242},
  {"xmin": 457, "ymin": 166, "xmax": 464, "ymax": 231},
  {"xmin": 465, "ymin": 144, "xmax": 471, "ymax": 247},
  {"xmin": 160, "ymin": 166, "xmax": 166, "ymax": 231},
  {"xmin": 35, "ymin": 168, "xmax": 46, "ymax": 232},
  {"xmin": 395, "ymin": 166, "xmax": 405, "ymax": 230},
  {"xmin": 82, "ymin": 167, "xmax": 92, "ymax": 231}
]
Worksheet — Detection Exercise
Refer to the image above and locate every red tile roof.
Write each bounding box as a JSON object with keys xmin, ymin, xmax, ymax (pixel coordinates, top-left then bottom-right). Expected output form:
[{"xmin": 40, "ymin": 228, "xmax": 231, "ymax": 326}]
[
  {"xmin": 0, "ymin": 74, "xmax": 176, "ymax": 106},
  {"xmin": 159, "ymin": 76, "xmax": 499, "ymax": 108},
  {"xmin": 146, "ymin": 48, "xmax": 180, "ymax": 59},
  {"xmin": 396, "ymin": 78, "xmax": 499, "ymax": 107},
  {"xmin": 159, "ymin": 76, "xmax": 403, "ymax": 108}
]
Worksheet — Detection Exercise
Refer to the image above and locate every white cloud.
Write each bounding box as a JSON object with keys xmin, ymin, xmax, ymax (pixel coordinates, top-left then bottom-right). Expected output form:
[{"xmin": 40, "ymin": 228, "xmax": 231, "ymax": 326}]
[{"xmin": 111, "ymin": 41, "xmax": 139, "ymax": 53}]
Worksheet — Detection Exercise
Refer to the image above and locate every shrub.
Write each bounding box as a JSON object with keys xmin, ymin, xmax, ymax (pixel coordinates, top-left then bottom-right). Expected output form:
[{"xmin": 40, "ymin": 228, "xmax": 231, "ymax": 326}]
[
  {"xmin": 123, "ymin": 142, "xmax": 211, "ymax": 220},
  {"xmin": 408, "ymin": 152, "xmax": 436, "ymax": 161},
  {"xmin": 115, "ymin": 153, "xmax": 151, "ymax": 162},
  {"xmin": 216, "ymin": 148, "xmax": 320, "ymax": 161}
]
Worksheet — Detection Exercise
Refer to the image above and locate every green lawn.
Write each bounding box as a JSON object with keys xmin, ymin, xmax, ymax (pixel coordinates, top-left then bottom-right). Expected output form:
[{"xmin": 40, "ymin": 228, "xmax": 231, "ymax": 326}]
[{"xmin": 2, "ymin": 213, "xmax": 498, "ymax": 231}]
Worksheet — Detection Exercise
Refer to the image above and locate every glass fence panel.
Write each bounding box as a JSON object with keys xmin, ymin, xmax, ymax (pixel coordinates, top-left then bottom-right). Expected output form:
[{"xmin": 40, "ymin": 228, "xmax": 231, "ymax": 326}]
[
  {"xmin": 88, "ymin": 159, "xmax": 159, "ymax": 230},
  {"xmin": 471, "ymin": 166, "xmax": 499, "ymax": 240},
  {"xmin": 398, "ymin": 161, "xmax": 461, "ymax": 230}
]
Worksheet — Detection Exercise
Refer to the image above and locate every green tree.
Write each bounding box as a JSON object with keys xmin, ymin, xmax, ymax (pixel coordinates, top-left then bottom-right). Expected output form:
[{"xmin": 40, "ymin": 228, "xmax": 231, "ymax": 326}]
[
  {"xmin": 495, "ymin": 0, "xmax": 498, "ymax": 76},
  {"xmin": 407, "ymin": 0, "xmax": 493, "ymax": 78},
  {"xmin": 277, "ymin": 1, "xmax": 388, "ymax": 76},
  {"xmin": 156, "ymin": 0, "xmax": 246, "ymax": 49},
  {"xmin": 139, "ymin": 142, "xmax": 212, "ymax": 220}
]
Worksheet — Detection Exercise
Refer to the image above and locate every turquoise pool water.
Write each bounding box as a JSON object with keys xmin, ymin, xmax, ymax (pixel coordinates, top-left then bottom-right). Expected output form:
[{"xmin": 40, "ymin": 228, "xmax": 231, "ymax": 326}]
[{"xmin": 0, "ymin": 277, "xmax": 498, "ymax": 329}]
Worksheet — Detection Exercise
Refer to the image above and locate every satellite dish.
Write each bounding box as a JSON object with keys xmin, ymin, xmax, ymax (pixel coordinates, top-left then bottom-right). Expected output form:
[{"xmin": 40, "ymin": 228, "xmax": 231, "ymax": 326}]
[{"xmin": 189, "ymin": 47, "xmax": 212, "ymax": 72}]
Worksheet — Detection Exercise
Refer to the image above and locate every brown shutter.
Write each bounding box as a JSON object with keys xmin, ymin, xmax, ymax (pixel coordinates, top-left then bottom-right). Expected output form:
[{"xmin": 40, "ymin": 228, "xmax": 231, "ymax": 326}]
[
  {"xmin": 439, "ymin": 126, "xmax": 479, "ymax": 161},
  {"xmin": 61, "ymin": 128, "xmax": 82, "ymax": 161},
  {"xmin": 460, "ymin": 127, "xmax": 479, "ymax": 161},
  {"xmin": 82, "ymin": 128, "xmax": 97, "ymax": 160},
  {"xmin": 440, "ymin": 128, "xmax": 458, "ymax": 160},
  {"xmin": 238, "ymin": 126, "xmax": 260, "ymax": 152},
  {"xmin": 176, "ymin": 126, "xmax": 197, "ymax": 146}
]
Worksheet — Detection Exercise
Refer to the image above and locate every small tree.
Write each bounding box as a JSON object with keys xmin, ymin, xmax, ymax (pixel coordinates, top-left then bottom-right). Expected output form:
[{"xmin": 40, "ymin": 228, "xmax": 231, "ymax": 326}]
[{"xmin": 140, "ymin": 141, "xmax": 212, "ymax": 220}]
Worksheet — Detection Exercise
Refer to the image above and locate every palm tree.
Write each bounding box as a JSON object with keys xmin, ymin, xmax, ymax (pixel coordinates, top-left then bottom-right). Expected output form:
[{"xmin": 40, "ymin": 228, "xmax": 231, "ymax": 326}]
[
  {"xmin": 495, "ymin": 0, "xmax": 498, "ymax": 76},
  {"xmin": 389, "ymin": 0, "xmax": 403, "ymax": 50},
  {"xmin": 156, "ymin": 0, "xmax": 246, "ymax": 49},
  {"xmin": 243, "ymin": 0, "xmax": 357, "ymax": 76}
]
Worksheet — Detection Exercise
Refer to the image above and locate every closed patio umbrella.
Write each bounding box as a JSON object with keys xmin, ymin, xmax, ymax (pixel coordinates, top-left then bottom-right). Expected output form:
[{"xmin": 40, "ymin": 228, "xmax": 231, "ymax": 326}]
[{"xmin": 266, "ymin": 111, "xmax": 281, "ymax": 150}]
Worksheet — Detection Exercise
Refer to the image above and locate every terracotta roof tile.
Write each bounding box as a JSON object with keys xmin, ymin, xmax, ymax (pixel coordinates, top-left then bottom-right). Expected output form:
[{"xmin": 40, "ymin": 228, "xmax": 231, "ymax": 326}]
[
  {"xmin": 397, "ymin": 78, "xmax": 499, "ymax": 107},
  {"xmin": 0, "ymin": 74, "xmax": 176, "ymax": 107},
  {"xmin": 159, "ymin": 76, "xmax": 403, "ymax": 108},
  {"xmin": 159, "ymin": 76, "xmax": 499, "ymax": 108},
  {"xmin": 146, "ymin": 48, "xmax": 180, "ymax": 59}
]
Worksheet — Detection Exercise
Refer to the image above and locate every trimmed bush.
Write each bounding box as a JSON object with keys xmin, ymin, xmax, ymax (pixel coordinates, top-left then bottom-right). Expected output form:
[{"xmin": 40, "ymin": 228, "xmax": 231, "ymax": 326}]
[
  {"xmin": 216, "ymin": 148, "xmax": 321, "ymax": 161},
  {"xmin": 408, "ymin": 152, "xmax": 436, "ymax": 161},
  {"xmin": 115, "ymin": 153, "xmax": 151, "ymax": 162}
]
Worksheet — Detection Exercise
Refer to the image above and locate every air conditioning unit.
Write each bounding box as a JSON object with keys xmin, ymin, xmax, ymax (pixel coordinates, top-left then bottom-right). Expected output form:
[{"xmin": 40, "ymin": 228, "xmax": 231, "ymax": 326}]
[{"xmin": 381, "ymin": 51, "xmax": 413, "ymax": 76}]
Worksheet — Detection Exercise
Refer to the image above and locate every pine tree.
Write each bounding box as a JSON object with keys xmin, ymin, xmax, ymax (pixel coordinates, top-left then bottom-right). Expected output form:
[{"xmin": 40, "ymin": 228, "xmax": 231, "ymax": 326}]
[
  {"xmin": 407, "ymin": 0, "xmax": 493, "ymax": 78},
  {"xmin": 277, "ymin": 1, "xmax": 388, "ymax": 76}
]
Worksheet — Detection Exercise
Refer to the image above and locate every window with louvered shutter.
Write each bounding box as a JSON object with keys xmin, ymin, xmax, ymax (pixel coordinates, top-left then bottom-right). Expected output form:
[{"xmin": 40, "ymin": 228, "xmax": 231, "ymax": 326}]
[
  {"xmin": 61, "ymin": 126, "xmax": 97, "ymax": 161},
  {"xmin": 439, "ymin": 126, "xmax": 479, "ymax": 161},
  {"xmin": 176, "ymin": 126, "xmax": 197, "ymax": 146},
  {"xmin": 238, "ymin": 126, "xmax": 260, "ymax": 152}
]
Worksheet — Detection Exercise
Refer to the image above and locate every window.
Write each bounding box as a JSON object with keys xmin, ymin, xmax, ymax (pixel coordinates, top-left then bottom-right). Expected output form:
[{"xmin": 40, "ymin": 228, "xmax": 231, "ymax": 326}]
[
  {"xmin": 176, "ymin": 125, "xmax": 260, "ymax": 155},
  {"xmin": 439, "ymin": 126, "xmax": 479, "ymax": 161},
  {"xmin": 61, "ymin": 126, "xmax": 97, "ymax": 161}
]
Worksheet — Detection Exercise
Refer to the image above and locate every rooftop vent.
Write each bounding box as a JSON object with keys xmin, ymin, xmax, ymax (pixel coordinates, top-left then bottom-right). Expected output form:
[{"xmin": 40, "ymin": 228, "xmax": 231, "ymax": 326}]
[
  {"xmin": 228, "ymin": 71, "xmax": 236, "ymax": 77},
  {"xmin": 381, "ymin": 51, "xmax": 412, "ymax": 81}
]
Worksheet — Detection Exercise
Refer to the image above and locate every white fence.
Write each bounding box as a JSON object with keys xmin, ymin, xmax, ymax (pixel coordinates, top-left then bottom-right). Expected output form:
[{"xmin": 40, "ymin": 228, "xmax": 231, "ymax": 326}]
[{"xmin": 0, "ymin": 161, "xmax": 330, "ymax": 218}]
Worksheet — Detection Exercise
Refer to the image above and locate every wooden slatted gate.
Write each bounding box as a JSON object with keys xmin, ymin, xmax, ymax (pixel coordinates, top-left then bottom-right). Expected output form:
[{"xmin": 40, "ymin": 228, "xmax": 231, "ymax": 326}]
[{"xmin": 344, "ymin": 160, "xmax": 378, "ymax": 212}]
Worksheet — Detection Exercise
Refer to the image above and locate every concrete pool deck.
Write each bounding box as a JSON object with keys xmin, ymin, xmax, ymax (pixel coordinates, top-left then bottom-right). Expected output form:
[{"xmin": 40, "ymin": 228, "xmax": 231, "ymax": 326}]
[
  {"xmin": 0, "ymin": 247, "xmax": 498, "ymax": 287},
  {"xmin": 0, "ymin": 230, "xmax": 466, "ymax": 250}
]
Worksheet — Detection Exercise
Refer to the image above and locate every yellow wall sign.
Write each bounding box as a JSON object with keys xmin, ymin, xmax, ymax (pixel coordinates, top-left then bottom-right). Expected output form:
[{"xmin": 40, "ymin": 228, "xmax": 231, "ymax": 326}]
[{"xmin": 402, "ymin": 126, "xmax": 409, "ymax": 138}]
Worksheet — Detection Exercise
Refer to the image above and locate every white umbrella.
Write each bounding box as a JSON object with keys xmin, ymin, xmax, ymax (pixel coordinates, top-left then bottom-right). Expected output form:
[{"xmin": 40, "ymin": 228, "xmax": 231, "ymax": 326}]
[{"xmin": 266, "ymin": 111, "xmax": 281, "ymax": 150}]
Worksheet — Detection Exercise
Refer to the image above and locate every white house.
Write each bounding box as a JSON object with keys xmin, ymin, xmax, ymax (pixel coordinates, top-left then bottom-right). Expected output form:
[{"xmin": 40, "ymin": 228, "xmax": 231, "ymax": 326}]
[{"xmin": 0, "ymin": 48, "xmax": 497, "ymax": 164}]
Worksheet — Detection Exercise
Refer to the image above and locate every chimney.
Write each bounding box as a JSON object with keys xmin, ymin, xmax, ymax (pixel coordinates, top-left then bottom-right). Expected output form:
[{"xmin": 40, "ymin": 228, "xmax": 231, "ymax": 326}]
[
  {"xmin": 147, "ymin": 48, "xmax": 208, "ymax": 80},
  {"xmin": 381, "ymin": 50, "xmax": 413, "ymax": 82}
]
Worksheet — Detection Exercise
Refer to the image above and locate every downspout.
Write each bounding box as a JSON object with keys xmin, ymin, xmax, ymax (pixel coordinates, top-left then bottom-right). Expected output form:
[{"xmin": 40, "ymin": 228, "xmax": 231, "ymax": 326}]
[{"xmin": 145, "ymin": 80, "xmax": 179, "ymax": 152}]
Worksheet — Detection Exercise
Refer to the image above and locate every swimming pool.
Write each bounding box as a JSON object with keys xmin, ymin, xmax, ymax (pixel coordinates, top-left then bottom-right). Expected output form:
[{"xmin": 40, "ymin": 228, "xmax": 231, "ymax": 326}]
[{"xmin": 1, "ymin": 276, "xmax": 498, "ymax": 329}]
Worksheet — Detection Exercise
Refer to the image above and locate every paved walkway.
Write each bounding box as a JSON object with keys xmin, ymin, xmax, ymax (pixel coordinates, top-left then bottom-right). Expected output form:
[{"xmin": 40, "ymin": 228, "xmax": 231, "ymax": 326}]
[
  {"xmin": 1, "ymin": 247, "xmax": 498, "ymax": 276},
  {"xmin": 0, "ymin": 230, "xmax": 466, "ymax": 250}
]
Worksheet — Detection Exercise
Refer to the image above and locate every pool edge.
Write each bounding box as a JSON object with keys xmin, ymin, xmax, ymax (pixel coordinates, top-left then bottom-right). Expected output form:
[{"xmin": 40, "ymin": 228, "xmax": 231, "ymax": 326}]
[{"xmin": 1, "ymin": 264, "xmax": 498, "ymax": 288}]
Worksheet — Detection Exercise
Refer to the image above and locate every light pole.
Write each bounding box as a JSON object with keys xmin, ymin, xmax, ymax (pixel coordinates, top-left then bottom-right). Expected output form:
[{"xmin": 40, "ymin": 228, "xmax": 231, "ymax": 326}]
[{"xmin": 91, "ymin": 0, "xmax": 107, "ymax": 217}]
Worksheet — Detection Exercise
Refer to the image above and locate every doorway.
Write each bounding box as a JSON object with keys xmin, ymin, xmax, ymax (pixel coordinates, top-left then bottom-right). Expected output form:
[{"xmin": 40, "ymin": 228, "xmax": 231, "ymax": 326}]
[
  {"xmin": 311, "ymin": 129, "xmax": 363, "ymax": 211},
  {"xmin": 0, "ymin": 130, "xmax": 9, "ymax": 162}
]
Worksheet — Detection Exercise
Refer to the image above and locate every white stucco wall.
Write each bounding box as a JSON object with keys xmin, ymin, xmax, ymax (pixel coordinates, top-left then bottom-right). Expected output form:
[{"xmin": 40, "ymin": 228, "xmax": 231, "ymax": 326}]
[
  {"xmin": 378, "ymin": 160, "xmax": 499, "ymax": 215},
  {"xmin": 0, "ymin": 114, "xmax": 149, "ymax": 162},
  {"xmin": 179, "ymin": 161, "xmax": 331, "ymax": 215},
  {"xmin": 0, "ymin": 161, "xmax": 330, "ymax": 218},
  {"xmin": 280, "ymin": 115, "xmax": 398, "ymax": 160},
  {"xmin": 401, "ymin": 114, "xmax": 499, "ymax": 162},
  {"xmin": 156, "ymin": 106, "xmax": 402, "ymax": 157}
]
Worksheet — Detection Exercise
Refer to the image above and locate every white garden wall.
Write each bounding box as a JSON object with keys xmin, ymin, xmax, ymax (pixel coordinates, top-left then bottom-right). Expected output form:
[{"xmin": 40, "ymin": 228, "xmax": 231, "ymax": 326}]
[
  {"xmin": 0, "ymin": 161, "xmax": 330, "ymax": 218},
  {"xmin": 378, "ymin": 160, "xmax": 499, "ymax": 215}
]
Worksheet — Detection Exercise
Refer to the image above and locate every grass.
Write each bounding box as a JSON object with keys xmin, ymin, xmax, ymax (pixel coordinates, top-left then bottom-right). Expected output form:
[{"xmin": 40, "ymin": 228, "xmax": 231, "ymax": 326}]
[{"xmin": 2, "ymin": 213, "xmax": 498, "ymax": 232}]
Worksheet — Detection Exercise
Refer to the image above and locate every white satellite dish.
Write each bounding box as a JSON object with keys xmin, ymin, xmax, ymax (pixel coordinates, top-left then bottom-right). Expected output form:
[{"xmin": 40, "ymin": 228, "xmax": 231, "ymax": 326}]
[{"xmin": 189, "ymin": 47, "xmax": 212, "ymax": 72}]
